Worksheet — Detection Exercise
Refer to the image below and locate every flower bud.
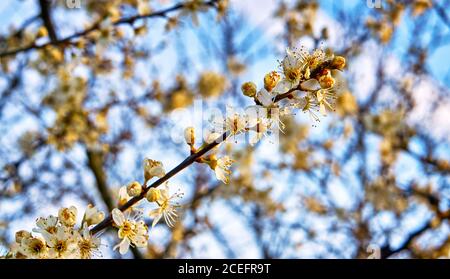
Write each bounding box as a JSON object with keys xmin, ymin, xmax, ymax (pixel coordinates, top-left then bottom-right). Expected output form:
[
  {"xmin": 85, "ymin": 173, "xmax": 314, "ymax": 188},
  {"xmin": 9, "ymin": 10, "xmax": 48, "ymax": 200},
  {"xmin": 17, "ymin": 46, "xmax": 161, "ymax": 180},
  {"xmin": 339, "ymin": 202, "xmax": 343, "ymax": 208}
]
[
  {"xmin": 15, "ymin": 230, "xmax": 31, "ymax": 243},
  {"xmin": 241, "ymin": 82, "xmax": 257, "ymax": 97},
  {"xmin": 331, "ymin": 56, "xmax": 346, "ymax": 70},
  {"xmin": 437, "ymin": 160, "xmax": 450, "ymax": 172},
  {"xmin": 36, "ymin": 26, "xmax": 48, "ymax": 38},
  {"xmin": 126, "ymin": 181, "xmax": 142, "ymax": 197},
  {"xmin": 184, "ymin": 127, "xmax": 195, "ymax": 145},
  {"xmin": 58, "ymin": 206, "xmax": 77, "ymax": 227},
  {"xmin": 206, "ymin": 154, "xmax": 218, "ymax": 170},
  {"xmin": 84, "ymin": 204, "xmax": 105, "ymax": 226},
  {"xmin": 143, "ymin": 159, "xmax": 165, "ymax": 181},
  {"xmin": 146, "ymin": 188, "xmax": 161, "ymax": 202},
  {"xmin": 318, "ymin": 73, "xmax": 335, "ymax": 89},
  {"xmin": 263, "ymin": 71, "xmax": 280, "ymax": 92}
]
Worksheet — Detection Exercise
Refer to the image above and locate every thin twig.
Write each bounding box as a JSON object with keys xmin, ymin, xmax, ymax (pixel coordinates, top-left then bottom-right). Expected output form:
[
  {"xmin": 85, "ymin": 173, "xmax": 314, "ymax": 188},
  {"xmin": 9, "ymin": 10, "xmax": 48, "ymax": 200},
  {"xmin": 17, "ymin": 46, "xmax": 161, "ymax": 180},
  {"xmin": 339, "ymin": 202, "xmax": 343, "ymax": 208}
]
[
  {"xmin": 38, "ymin": 0, "xmax": 58, "ymax": 43},
  {"xmin": 0, "ymin": 0, "xmax": 218, "ymax": 58},
  {"xmin": 90, "ymin": 131, "xmax": 229, "ymax": 235}
]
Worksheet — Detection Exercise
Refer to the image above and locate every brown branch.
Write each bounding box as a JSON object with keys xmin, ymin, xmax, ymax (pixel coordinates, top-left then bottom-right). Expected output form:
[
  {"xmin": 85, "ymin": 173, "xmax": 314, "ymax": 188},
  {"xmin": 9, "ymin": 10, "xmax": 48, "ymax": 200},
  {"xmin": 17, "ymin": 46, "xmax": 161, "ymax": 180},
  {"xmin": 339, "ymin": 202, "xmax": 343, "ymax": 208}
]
[
  {"xmin": 86, "ymin": 148, "xmax": 143, "ymax": 259},
  {"xmin": 0, "ymin": 0, "xmax": 219, "ymax": 58},
  {"xmin": 90, "ymin": 131, "xmax": 230, "ymax": 235},
  {"xmin": 38, "ymin": 0, "xmax": 58, "ymax": 43},
  {"xmin": 380, "ymin": 220, "xmax": 431, "ymax": 259},
  {"xmin": 86, "ymin": 149, "xmax": 115, "ymax": 211}
]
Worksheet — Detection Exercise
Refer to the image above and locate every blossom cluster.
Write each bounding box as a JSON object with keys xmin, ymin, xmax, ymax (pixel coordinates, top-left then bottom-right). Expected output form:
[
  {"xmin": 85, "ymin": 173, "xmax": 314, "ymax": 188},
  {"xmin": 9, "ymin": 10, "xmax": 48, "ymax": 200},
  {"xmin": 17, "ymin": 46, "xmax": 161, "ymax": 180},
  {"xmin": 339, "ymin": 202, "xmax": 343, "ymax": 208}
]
[
  {"xmin": 183, "ymin": 46, "xmax": 346, "ymax": 183},
  {"xmin": 249, "ymin": 46, "xmax": 346, "ymax": 119},
  {"xmin": 110, "ymin": 159, "xmax": 184, "ymax": 254},
  {"xmin": 9, "ymin": 205, "xmax": 104, "ymax": 259}
]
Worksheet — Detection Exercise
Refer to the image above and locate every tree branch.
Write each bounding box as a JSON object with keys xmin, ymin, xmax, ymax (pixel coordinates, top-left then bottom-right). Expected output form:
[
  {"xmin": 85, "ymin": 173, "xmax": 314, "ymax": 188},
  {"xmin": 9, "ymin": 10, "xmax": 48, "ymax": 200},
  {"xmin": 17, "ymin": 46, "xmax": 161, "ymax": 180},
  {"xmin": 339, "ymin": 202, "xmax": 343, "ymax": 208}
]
[
  {"xmin": 0, "ymin": 0, "xmax": 219, "ymax": 58},
  {"xmin": 90, "ymin": 131, "xmax": 230, "ymax": 235},
  {"xmin": 380, "ymin": 220, "xmax": 431, "ymax": 259},
  {"xmin": 86, "ymin": 148, "xmax": 143, "ymax": 259},
  {"xmin": 38, "ymin": 0, "xmax": 58, "ymax": 43},
  {"xmin": 86, "ymin": 149, "xmax": 114, "ymax": 211}
]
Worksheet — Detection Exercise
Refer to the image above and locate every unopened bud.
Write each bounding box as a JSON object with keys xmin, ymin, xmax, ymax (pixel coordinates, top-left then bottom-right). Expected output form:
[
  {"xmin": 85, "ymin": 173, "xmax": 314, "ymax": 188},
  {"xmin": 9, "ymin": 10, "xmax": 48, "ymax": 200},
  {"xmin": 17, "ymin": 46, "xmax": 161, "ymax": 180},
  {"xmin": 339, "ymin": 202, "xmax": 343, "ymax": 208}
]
[
  {"xmin": 36, "ymin": 26, "xmax": 48, "ymax": 38},
  {"xmin": 319, "ymin": 73, "xmax": 335, "ymax": 89},
  {"xmin": 263, "ymin": 71, "xmax": 280, "ymax": 92},
  {"xmin": 146, "ymin": 188, "xmax": 161, "ymax": 202},
  {"xmin": 15, "ymin": 230, "xmax": 31, "ymax": 243},
  {"xmin": 143, "ymin": 159, "xmax": 165, "ymax": 181},
  {"xmin": 126, "ymin": 181, "xmax": 142, "ymax": 197},
  {"xmin": 331, "ymin": 56, "xmax": 346, "ymax": 70},
  {"xmin": 241, "ymin": 82, "xmax": 257, "ymax": 97},
  {"xmin": 184, "ymin": 127, "xmax": 195, "ymax": 145}
]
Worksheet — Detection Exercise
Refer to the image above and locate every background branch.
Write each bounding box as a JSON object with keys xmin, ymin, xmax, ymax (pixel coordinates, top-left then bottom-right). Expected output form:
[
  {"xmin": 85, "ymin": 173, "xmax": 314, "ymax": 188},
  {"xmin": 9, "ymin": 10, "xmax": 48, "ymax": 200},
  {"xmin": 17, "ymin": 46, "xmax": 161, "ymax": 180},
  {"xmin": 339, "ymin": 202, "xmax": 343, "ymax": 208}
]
[{"xmin": 38, "ymin": 0, "xmax": 58, "ymax": 43}]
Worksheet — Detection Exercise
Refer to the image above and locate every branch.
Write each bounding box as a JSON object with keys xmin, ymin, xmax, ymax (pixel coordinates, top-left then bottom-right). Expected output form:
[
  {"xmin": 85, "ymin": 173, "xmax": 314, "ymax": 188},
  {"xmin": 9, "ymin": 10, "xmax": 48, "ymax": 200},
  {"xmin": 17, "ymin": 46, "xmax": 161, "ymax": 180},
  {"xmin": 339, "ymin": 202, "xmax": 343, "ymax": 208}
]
[
  {"xmin": 38, "ymin": 0, "xmax": 58, "ymax": 43},
  {"xmin": 86, "ymin": 148, "xmax": 144, "ymax": 259},
  {"xmin": 90, "ymin": 131, "xmax": 230, "ymax": 235},
  {"xmin": 0, "ymin": 0, "xmax": 219, "ymax": 58},
  {"xmin": 434, "ymin": 3, "xmax": 450, "ymax": 30},
  {"xmin": 86, "ymin": 149, "xmax": 114, "ymax": 212},
  {"xmin": 380, "ymin": 220, "xmax": 431, "ymax": 259}
]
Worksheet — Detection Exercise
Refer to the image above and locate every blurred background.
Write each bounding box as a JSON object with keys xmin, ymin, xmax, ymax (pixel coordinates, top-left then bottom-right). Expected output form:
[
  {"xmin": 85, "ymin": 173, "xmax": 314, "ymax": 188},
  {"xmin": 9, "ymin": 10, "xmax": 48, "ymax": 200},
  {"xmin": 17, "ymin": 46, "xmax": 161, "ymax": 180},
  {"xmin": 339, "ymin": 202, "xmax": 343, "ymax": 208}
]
[{"xmin": 1, "ymin": 0, "xmax": 450, "ymax": 259}]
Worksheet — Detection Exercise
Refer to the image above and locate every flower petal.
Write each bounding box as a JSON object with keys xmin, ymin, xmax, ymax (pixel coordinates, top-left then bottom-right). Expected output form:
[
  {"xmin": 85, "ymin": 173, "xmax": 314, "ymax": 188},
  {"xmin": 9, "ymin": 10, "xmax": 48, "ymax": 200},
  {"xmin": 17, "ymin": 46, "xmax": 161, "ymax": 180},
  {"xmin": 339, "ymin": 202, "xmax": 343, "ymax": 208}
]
[
  {"xmin": 119, "ymin": 237, "xmax": 130, "ymax": 255},
  {"xmin": 273, "ymin": 79, "xmax": 293, "ymax": 94},
  {"xmin": 133, "ymin": 235, "xmax": 148, "ymax": 247},
  {"xmin": 301, "ymin": 79, "xmax": 321, "ymax": 91},
  {"xmin": 151, "ymin": 213, "xmax": 162, "ymax": 228},
  {"xmin": 112, "ymin": 208, "xmax": 125, "ymax": 226},
  {"xmin": 256, "ymin": 88, "xmax": 273, "ymax": 107},
  {"xmin": 215, "ymin": 168, "xmax": 229, "ymax": 184}
]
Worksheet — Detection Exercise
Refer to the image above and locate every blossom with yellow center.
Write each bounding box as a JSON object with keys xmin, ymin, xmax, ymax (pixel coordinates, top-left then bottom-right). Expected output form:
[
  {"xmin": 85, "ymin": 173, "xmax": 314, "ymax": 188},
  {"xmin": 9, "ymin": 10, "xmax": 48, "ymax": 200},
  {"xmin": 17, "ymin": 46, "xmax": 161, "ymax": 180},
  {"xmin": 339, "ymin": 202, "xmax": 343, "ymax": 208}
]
[
  {"xmin": 33, "ymin": 215, "xmax": 58, "ymax": 235},
  {"xmin": 58, "ymin": 206, "xmax": 77, "ymax": 227},
  {"xmin": 76, "ymin": 226, "xmax": 101, "ymax": 259},
  {"xmin": 277, "ymin": 47, "xmax": 303, "ymax": 92},
  {"xmin": 19, "ymin": 236, "xmax": 48, "ymax": 259},
  {"xmin": 207, "ymin": 155, "xmax": 234, "ymax": 184},
  {"xmin": 112, "ymin": 208, "xmax": 148, "ymax": 255},
  {"xmin": 148, "ymin": 183, "xmax": 183, "ymax": 228},
  {"xmin": 44, "ymin": 226, "xmax": 77, "ymax": 259}
]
